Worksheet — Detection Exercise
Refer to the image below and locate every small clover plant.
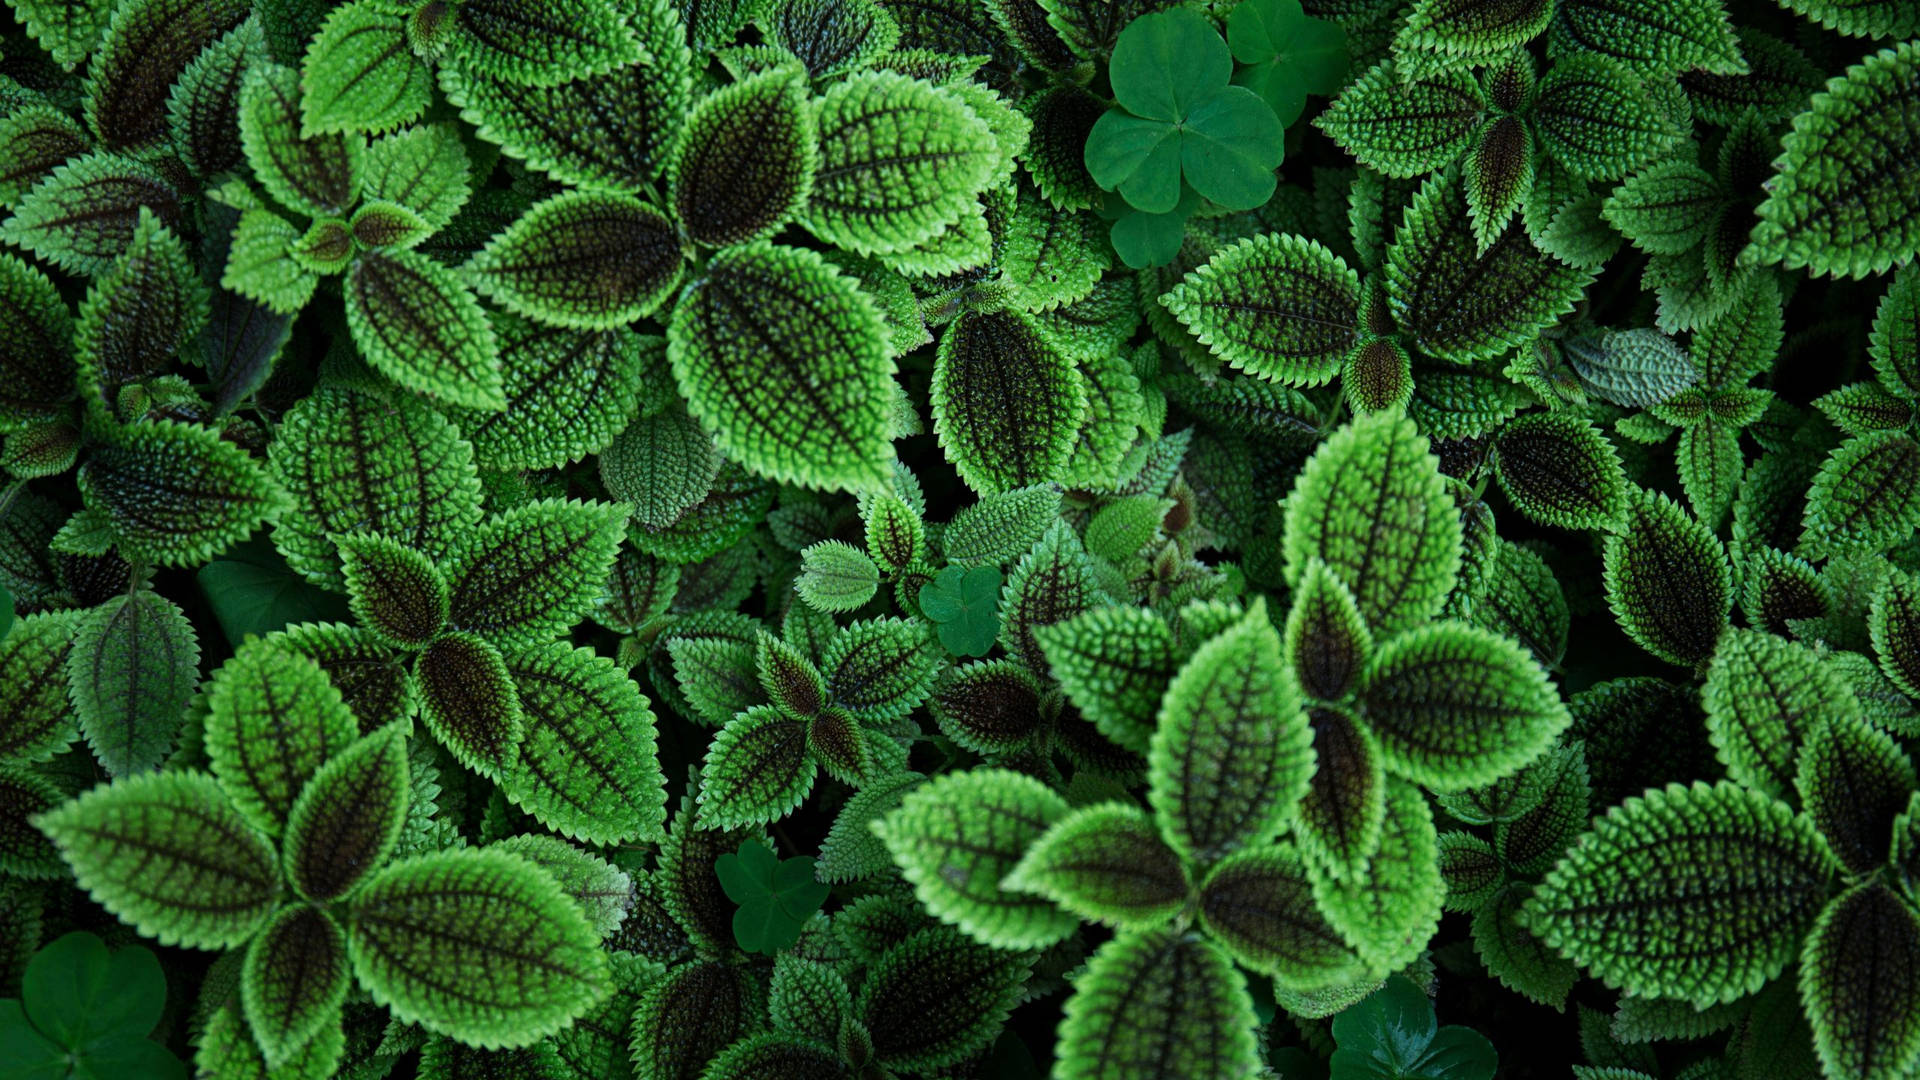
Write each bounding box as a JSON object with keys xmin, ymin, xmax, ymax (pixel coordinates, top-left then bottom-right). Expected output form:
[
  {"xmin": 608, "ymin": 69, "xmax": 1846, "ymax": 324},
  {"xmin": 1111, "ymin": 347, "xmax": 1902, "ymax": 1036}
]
[
  {"xmin": 1328, "ymin": 976, "xmax": 1497, "ymax": 1080},
  {"xmin": 0, "ymin": 931, "xmax": 186, "ymax": 1080},
  {"xmin": 918, "ymin": 565, "xmax": 1004, "ymax": 657},
  {"xmin": 713, "ymin": 838, "xmax": 831, "ymax": 955}
]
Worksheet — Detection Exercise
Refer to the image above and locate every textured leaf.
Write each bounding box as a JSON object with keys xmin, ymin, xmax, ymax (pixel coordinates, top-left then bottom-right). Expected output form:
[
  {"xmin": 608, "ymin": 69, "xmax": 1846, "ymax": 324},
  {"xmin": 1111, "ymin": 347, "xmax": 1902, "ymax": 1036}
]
[
  {"xmin": 268, "ymin": 387, "xmax": 482, "ymax": 590},
  {"xmin": 873, "ymin": 767, "xmax": 1078, "ymax": 949},
  {"xmin": 1296, "ymin": 703, "xmax": 1387, "ymax": 879},
  {"xmin": 698, "ymin": 706, "xmax": 815, "ymax": 829},
  {"xmin": 2, "ymin": 152, "xmax": 182, "ymax": 275},
  {"xmin": 794, "ymin": 540, "xmax": 879, "ymax": 614},
  {"xmin": 1316, "ymin": 60, "xmax": 1487, "ymax": 177},
  {"xmin": 1549, "ymin": 0, "xmax": 1743, "ymax": 76},
  {"xmin": 1003, "ymin": 802, "xmax": 1187, "ymax": 928},
  {"xmin": 1603, "ymin": 489, "xmax": 1732, "ymax": 668},
  {"xmin": 931, "ymin": 660, "xmax": 1045, "ymax": 754},
  {"xmin": 344, "ymin": 248, "xmax": 502, "ymax": 410},
  {"xmin": 283, "ymin": 725, "xmax": 409, "ymax": 902},
  {"xmin": 499, "ymin": 642, "xmax": 666, "ymax": 844},
  {"xmin": 242, "ymin": 904, "xmax": 350, "ymax": 1068},
  {"xmin": 1531, "ymin": 55, "xmax": 1679, "ymax": 181},
  {"xmin": 944, "ymin": 485, "xmax": 1063, "ymax": 567},
  {"xmin": 0, "ymin": 612, "xmax": 80, "ymax": 765},
  {"xmin": 67, "ymin": 589, "xmax": 198, "ymax": 778},
  {"xmin": 443, "ymin": 498, "xmax": 628, "ymax": 647},
  {"xmin": 34, "ymin": 770, "xmax": 280, "ymax": 949},
  {"xmin": 1870, "ymin": 264, "xmax": 1920, "ymax": 398},
  {"xmin": 1313, "ymin": 779, "xmax": 1444, "ymax": 974},
  {"xmin": 932, "ymin": 309, "xmax": 1086, "ymax": 496},
  {"xmin": 1797, "ymin": 711, "xmax": 1915, "ymax": 877},
  {"xmin": 1751, "ymin": 43, "xmax": 1920, "ymax": 279},
  {"xmin": 1491, "ymin": 411, "xmax": 1629, "ymax": 530},
  {"xmin": 1603, "ymin": 159, "xmax": 1723, "ymax": 257},
  {"xmin": 1055, "ymin": 927, "xmax": 1259, "ymax": 1080},
  {"xmin": 1564, "ymin": 327, "xmax": 1697, "ymax": 408},
  {"xmin": 240, "ymin": 63, "xmax": 362, "ymax": 219},
  {"xmin": 11, "ymin": 0, "xmax": 113, "ymax": 70},
  {"xmin": 1393, "ymin": 0, "xmax": 1552, "ymax": 73},
  {"xmin": 204, "ymin": 640, "xmax": 359, "ymax": 837},
  {"xmin": 857, "ymin": 925, "xmax": 1030, "ymax": 1071},
  {"xmin": 442, "ymin": 0, "xmax": 642, "ymax": 86},
  {"xmin": 822, "ymin": 616, "xmax": 942, "ymax": 723},
  {"xmin": 347, "ymin": 848, "xmax": 609, "ymax": 1048},
  {"xmin": 299, "ymin": 2, "xmax": 433, "ymax": 136},
  {"xmin": 1163, "ymin": 234, "xmax": 1361, "ymax": 387},
  {"xmin": 1282, "ymin": 412, "xmax": 1462, "ymax": 637},
  {"xmin": 1386, "ymin": 172, "xmax": 1592, "ymax": 364},
  {"xmin": 1802, "ymin": 431, "xmax": 1920, "ymax": 559},
  {"xmin": 79, "ymin": 419, "xmax": 283, "ymax": 567},
  {"xmin": 415, "ymin": 631, "xmax": 522, "ymax": 778},
  {"xmin": 0, "ymin": 104, "xmax": 89, "ymax": 212},
  {"xmin": 671, "ymin": 67, "xmax": 816, "ymax": 248},
  {"xmin": 334, "ymin": 533, "xmax": 448, "ymax": 648},
  {"xmin": 358, "ymin": 123, "xmax": 472, "ymax": 232},
  {"xmin": 669, "ymin": 242, "xmax": 893, "ymax": 492},
  {"xmin": 1798, "ymin": 883, "xmax": 1920, "ymax": 1080},
  {"xmin": 628, "ymin": 960, "xmax": 755, "ymax": 1080},
  {"xmin": 805, "ymin": 70, "xmax": 999, "ymax": 255},
  {"xmin": 0, "ymin": 254, "xmax": 75, "ymax": 424},
  {"xmin": 71, "ymin": 208, "xmax": 207, "ymax": 398},
  {"xmin": 1702, "ymin": 628, "xmax": 1856, "ymax": 799},
  {"xmin": 1147, "ymin": 600, "xmax": 1312, "ymax": 866},
  {"xmin": 1198, "ymin": 843, "xmax": 1361, "ymax": 989},
  {"xmin": 600, "ymin": 409, "xmax": 718, "ymax": 532},
  {"xmin": 469, "ymin": 191, "xmax": 683, "ymax": 330},
  {"xmin": 1035, "ymin": 606, "xmax": 1175, "ymax": 754},
  {"xmin": 1522, "ymin": 781, "xmax": 1839, "ymax": 1006}
]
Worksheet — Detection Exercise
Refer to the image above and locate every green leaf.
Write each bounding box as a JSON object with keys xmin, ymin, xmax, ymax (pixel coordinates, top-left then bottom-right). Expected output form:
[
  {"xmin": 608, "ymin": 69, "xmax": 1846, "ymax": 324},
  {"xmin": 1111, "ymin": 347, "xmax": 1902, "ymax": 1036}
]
[
  {"xmin": 796, "ymin": 540, "xmax": 880, "ymax": 614},
  {"xmin": 34, "ymin": 770, "xmax": 280, "ymax": 949},
  {"xmin": 1228, "ymin": 0, "xmax": 1347, "ymax": 121},
  {"xmin": 344, "ymin": 248, "xmax": 503, "ymax": 410},
  {"xmin": 1147, "ymin": 599, "xmax": 1312, "ymax": 866},
  {"xmin": 10, "ymin": 0, "xmax": 112, "ymax": 70},
  {"xmin": 918, "ymin": 564, "xmax": 1003, "ymax": 658},
  {"xmin": 944, "ymin": 485, "xmax": 1064, "ymax": 567},
  {"xmin": 1797, "ymin": 711, "xmax": 1915, "ymax": 877},
  {"xmin": 1035, "ymin": 605, "xmax": 1174, "ymax": 754},
  {"xmin": 600, "ymin": 409, "xmax": 719, "ymax": 531},
  {"xmin": 698, "ymin": 706, "xmax": 815, "ymax": 829},
  {"xmin": 358, "ymin": 123, "xmax": 472, "ymax": 232},
  {"xmin": 1358, "ymin": 621, "xmax": 1569, "ymax": 791},
  {"xmin": 1549, "ymin": 0, "xmax": 1742, "ymax": 75},
  {"xmin": 268, "ymin": 387, "xmax": 483, "ymax": 590},
  {"xmin": 193, "ymin": 1001, "xmax": 340, "ymax": 1080},
  {"xmin": 1393, "ymin": 0, "xmax": 1550, "ymax": 73},
  {"xmin": 72, "ymin": 208, "xmax": 208, "ymax": 396},
  {"xmin": 931, "ymin": 659, "xmax": 1046, "ymax": 753},
  {"xmin": 1603, "ymin": 488, "xmax": 1732, "ymax": 668},
  {"xmin": 78, "ymin": 419, "xmax": 284, "ymax": 568},
  {"xmin": 1802, "ymin": 431, "xmax": 1920, "ymax": 559},
  {"xmin": 0, "ymin": 253, "xmax": 75, "ymax": 424},
  {"xmin": 628, "ymin": 961, "xmax": 755, "ymax": 1080},
  {"xmin": 714, "ymin": 838, "xmax": 831, "ymax": 955},
  {"xmin": 1602, "ymin": 159, "xmax": 1723, "ymax": 257},
  {"xmin": 1870, "ymin": 569, "xmax": 1920, "ymax": 699},
  {"xmin": 1491, "ymin": 412, "xmax": 1630, "ymax": 530},
  {"xmin": 241, "ymin": 904, "xmax": 349, "ymax": 1068},
  {"xmin": 66, "ymin": 589, "xmax": 198, "ymax": 778},
  {"xmin": 415, "ymin": 631, "xmax": 523, "ymax": 779},
  {"xmin": 2, "ymin": 152, "xmax": 182, "ymax": 276},
  {"xmin": 1003, "ymin": 801, "xmax": 1187, "ymax": 928},
  {"xmin": 1055, "ymin": 927, "xmax": 1260, "ymax": 1080},
  {"xmin": 165, "ymin": 18, "xmax": 270, "ymax": 179},
  {"xmin": 1522, "ymin": 781, "xmax": 1840, "ymax": 1006},
  {"xmin": 1798, "ymin": 882, "xmax": 1920, "ymax": 1080},
  {"xmin": 469, "ymin": 190, "xmax": 683, "ymax": 330},
  {"xmin": 442, "ymin": 0, "xmax": 643, "ymax": 87},
  {"xmin": 1197, "ymin": 843, "xmax": 1361, "ymax": 989},
  {"xmin": 299, "ymin": 2, "xmax": 432, "ymax": 136},
  {"xmin": 20, "ymin": 930, "xmax": 166, "ymax": 1047},
  {"xmin": 1386, "ymin": 172, "xmax": 1593, "ymax": 364},
  {"xmin": 805, "ymin": 71, "xmax": 999, "ymax": 255},
  {"xmin": 932, "ymin": 309, "xmax": 1086, "ymax": 495},
  {"xmin": 83, "ymin": 0, "xmax": 249, "ymax": 152},
  {"xmin": 442, "ymin": 498, "xmax": 629, "ymax": 647},
  {"xmin": 998, "ymin": 521, "xmax": 1100, "ymax": 672},
  {"xmin": 239, "ymin": 63, "xmax": 361, "ymax": 219},
  {"xmin": 450, "ymin": 319, "xmax": 647, "ymax": 472},
  {"xmin": 818, "ymin": 771, "xmax": 920, "ymax": 884},
  {"xmin": 1316, "ymin": 60, "xmax": 1486, "ymax": 177},
  {"xmin": 862, "ymin": 491, "xmax": 925, "ymax": 573},
  {"xmin": 283, "ymin": 725, "xmax": 409, "ymax": 903},
  {"xmin": 698, "ymin": 1033, "xmax": 844, "ymax": 1080},
  {"xmin": 1564, "ymin": 327, "xmax": 1698, "ymax": 409},
  {"xmin": 764, "ymin": 0, "xmax": 900, "ymax": 77},
  {"xmin": 489, "ymin": 834, "xmax": 633, "ymax": 941},
  {"xmin": 1473, "ymin": 883, "xmax": 1578, "ymax": 1009},
  {"xmin": 1162, "ymin": 233, "xmax": 1360, "ymax": 387},
  {"xmin": 1329, "ymin": 975, "xmax": 1497, "ymax": 1080},
  {"xmin": 347, "ymin": 847, "xmax": 609, "ymax": 1048},
  {"xmin": 1282, "ymin": 412, "xmax": 1462, "ymax": 637},
  {"xmin": 669, "ymin": 241, "xmax": 894, "ymax": 492},
  {"xmin": 1676, "ymin": 420, "xmax": 1743, "ymax": 530},
  {"xmin": 0, "ymin": 612, "xmax": 80, "ymax": 766},
  {"xmin": 770, "ymin": 953, "xmax": 851, "ymax": 1042},
  {"xmin": 822, "ymin": 616, "xmax": 942, "ymax": 723},
  {"xmin": 1751, "ymin": 42, "xmax": 1920, "ymax": 278},
  {"xmin": 1870, "ymin": 264, "xmax": 1920, "ymax": 397},
  {"xmin": 1313, "ymin": 779, "xmax": 1443, "ymax": 974},
  {"xmin": 671, "ymin": 67, "xmax": 816, "ymax": 248},
  {"xmin": 1702, "ymin": 627, "xmax": 1854, "ymax": 799},
  {"xmin": 873, "ymin": 767, "xmax": 1078, "ymax": 949},
  {"xmin": 334, "ymin": 532, "xmax": 448, "ymax": 648},
  {"xmin": 499, "ymin": 642, "xmax": 666, "ymax": 845},
  {"xmin": 1295, "ymin": 704, "xmax": 1387, "ymax": 879},
  {"xmin": 204, "ymin": 640, "xmax": 359, "ymax": 836},
  {"xmin": 857, "ymin": 925, "xmax": 1030, "ymax": 1072},
  {"xmin": 1531, "ymin": 55, "xmax": 1679, "ymax": 181}
]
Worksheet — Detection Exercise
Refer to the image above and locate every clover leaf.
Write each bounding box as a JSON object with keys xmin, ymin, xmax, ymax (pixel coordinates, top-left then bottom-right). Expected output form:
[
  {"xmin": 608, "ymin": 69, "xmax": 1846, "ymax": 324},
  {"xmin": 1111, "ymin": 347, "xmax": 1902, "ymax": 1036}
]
[
  {"xmin": 1227, "ymin": 0, "xmax": 1349, "ymax": 126},
  {"xmin": 1329, "ymin": 976, "xmax": 1496, "ymax": 1080},
  {"xmin": 1084, "ymin": 8, "xmax": 1285, "ymax": 216},
  {"xmin": 194, "ymin": 539, "xmax": 353, "ymax": 647},
  {"xmin": 0, "ymin": 932, "xmax": 186, "ymax": 1080},
  {"xmin": 918, "ymin": 565, "xmax": 1004, "ymax": 658},
  {"xmin": 714, "ymin": 838, "xmax": 831, "ymax": 955}
]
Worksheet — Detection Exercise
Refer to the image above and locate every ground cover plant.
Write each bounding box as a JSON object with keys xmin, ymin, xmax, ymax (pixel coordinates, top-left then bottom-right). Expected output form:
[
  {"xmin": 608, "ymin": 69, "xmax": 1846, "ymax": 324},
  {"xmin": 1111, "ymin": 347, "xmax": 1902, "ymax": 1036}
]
[{"xmin": 0, "ymin": 0, "xmax": 1916, "ymax": 1076}]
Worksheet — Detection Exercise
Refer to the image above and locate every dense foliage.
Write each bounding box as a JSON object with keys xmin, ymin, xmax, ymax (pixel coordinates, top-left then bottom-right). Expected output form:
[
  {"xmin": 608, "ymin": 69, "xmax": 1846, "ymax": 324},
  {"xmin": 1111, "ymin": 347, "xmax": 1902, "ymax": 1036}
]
[{"xmin": 0, "ymin": 0, "xmax": 1917, "ymax": 1076}]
